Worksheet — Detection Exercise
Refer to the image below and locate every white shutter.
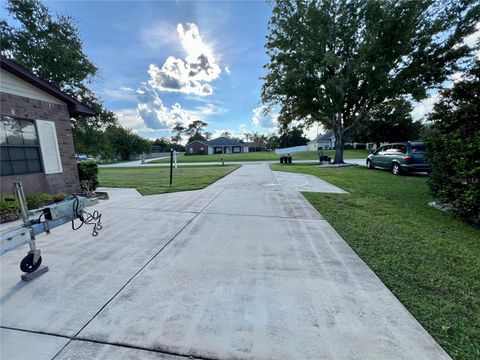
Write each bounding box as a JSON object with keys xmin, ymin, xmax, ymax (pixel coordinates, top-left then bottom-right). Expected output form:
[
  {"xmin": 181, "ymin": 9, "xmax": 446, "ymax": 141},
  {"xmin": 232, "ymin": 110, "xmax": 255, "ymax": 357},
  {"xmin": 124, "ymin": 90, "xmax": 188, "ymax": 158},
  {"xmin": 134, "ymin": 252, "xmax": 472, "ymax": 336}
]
[{"xmin": 36, "ymin": 120, "xmax": 63, "ymax": 174}]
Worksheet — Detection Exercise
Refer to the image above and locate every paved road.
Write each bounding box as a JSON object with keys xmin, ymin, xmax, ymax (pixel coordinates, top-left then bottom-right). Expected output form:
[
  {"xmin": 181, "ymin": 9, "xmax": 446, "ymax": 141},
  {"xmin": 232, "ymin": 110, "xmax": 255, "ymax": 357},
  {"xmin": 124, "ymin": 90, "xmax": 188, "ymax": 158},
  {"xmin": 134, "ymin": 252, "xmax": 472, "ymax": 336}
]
[
  {"xmin": 1, "ymin": 164, "xmax": 448, "ymax": 359},
  {"xmin": 99, "ymin": 158, "xmax": 366, "ymax": 168},
  {"xmin": 98, "ymin": 156, "xmax": 172, "ymax": 168}
]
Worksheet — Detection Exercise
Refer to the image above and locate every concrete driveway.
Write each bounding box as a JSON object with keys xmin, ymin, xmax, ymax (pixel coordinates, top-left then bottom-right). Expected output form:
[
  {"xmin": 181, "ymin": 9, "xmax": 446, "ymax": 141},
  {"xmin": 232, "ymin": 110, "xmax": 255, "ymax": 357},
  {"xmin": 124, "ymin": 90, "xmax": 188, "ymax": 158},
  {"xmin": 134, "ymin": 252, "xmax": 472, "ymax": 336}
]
[{"xmin": 0, "ymin": 164, "xmax": 449, "ymax": 359}]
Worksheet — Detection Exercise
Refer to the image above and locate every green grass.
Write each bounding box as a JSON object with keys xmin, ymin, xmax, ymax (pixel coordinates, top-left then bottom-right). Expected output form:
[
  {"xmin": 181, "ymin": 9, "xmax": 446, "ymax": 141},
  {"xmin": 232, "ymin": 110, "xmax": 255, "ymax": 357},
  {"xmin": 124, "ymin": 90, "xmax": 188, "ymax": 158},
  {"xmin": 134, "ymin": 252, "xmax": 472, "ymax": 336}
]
[
  {"xmin": 271, "ymin": 163, "xmax": 479, "ymax": 360},
  {"xmin": 98, "ymin": 165, "xmax": 239, "ymax": 195},
  {"xmin": 150, "ymin": 149, "xmax": 370, "ymax": 163}
]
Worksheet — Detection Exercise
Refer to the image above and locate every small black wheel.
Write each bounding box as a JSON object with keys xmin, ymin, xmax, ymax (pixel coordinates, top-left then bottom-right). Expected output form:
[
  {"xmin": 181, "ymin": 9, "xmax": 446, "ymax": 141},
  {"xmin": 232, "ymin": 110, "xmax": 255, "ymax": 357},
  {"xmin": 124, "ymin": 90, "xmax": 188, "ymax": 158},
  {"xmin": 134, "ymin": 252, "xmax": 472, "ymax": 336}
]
[
  {"xmin": 392, "ymin": 163, "xmax": 402, "ymax": 176},
  {"xmin": 366, "ymin": 159, "xmax": 375, "ymax": 169},
  {"xmin": 20, "ymin": 254, "xmax": 42, "ymax": 273}
]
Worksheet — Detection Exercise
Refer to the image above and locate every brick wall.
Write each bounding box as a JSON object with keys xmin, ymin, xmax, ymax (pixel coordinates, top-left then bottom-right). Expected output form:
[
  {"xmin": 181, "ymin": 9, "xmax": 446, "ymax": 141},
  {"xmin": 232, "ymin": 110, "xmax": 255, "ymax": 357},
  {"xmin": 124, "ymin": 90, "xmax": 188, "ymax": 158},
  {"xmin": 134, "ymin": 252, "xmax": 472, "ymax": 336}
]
[
  {"xmin": 1, "ymin": 92, "xmax": 81, "ymax": 195},
  {"xmin": 186, "ymin": 141, "xmax": 209, "ymax": 155}
]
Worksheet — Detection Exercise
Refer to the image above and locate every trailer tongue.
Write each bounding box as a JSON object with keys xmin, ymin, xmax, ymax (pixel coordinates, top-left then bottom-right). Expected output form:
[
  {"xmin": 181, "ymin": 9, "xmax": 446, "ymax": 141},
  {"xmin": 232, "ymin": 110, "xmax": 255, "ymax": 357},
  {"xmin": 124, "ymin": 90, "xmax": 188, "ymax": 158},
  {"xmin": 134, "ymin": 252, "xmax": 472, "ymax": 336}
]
[{"xmin": 0, "ymin": 182, "xmax": 103, "ymax": 280}]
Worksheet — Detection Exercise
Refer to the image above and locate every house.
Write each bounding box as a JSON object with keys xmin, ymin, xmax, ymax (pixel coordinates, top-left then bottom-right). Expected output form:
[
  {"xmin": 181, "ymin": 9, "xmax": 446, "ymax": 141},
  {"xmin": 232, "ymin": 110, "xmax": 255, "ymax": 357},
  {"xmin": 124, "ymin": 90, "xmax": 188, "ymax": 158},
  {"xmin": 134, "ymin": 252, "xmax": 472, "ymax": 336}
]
[
  {"xmin": 308, "ymin": 131, "xmax": 374, "ymax": 151},
  {"xmin": 0, "ymin": 55, "xmax": 97, "ymax": 195},
  {"xmin": 185, "ymin": 137, "xmax": 249, "ymax": 155},
  {"xmin": 308, "ymin": 131, "xmax": 335, "ymax": 150}
]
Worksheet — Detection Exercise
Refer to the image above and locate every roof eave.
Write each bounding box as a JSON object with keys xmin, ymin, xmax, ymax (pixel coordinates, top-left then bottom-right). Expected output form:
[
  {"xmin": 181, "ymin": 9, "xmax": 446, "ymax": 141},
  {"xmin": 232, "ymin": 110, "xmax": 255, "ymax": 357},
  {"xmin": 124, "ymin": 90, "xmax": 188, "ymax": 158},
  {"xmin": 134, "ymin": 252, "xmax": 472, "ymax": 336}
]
[{"xmin": 1, "ymin": 55, "xmax": 97, "ymax": 117}]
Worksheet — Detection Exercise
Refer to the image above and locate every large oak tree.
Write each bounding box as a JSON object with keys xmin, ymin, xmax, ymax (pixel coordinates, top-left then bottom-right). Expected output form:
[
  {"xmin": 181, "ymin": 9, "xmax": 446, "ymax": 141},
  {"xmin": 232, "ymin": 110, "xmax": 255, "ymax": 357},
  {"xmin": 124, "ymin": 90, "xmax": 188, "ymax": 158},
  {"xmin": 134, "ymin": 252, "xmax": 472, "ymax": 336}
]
[{"xmin": 262, "ymin": 0, "xmax": 479, "ymax": 163}]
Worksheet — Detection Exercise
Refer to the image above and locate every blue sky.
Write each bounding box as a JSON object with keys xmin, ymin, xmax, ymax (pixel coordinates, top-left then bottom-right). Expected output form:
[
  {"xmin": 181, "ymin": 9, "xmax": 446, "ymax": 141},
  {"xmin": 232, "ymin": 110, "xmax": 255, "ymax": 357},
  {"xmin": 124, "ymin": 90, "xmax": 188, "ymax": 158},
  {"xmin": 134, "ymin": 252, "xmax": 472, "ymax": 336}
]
[
  {"xmin": 42, "ymin": 0, "xmax": 279, "ymax": 141},
  {"xmin": 6, "ymin": 1, "xmax": 479, "ymax": 141}
]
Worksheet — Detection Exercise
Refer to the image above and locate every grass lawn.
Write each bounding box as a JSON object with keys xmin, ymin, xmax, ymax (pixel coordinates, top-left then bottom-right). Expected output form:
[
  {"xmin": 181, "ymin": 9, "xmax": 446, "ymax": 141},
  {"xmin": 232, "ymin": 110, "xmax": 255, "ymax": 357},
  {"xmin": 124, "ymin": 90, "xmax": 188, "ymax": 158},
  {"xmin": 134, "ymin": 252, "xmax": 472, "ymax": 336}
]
[
  {"xmin": 98, "ymin": 165, "xmax": 239, "ymax": 195},
  {"xmin": 271, "ymin": 164, "xmax": 480, "ymax": 360},
  {"xmin": 150, "ymin": 149, "xmax": 369, "ymax": 163}
]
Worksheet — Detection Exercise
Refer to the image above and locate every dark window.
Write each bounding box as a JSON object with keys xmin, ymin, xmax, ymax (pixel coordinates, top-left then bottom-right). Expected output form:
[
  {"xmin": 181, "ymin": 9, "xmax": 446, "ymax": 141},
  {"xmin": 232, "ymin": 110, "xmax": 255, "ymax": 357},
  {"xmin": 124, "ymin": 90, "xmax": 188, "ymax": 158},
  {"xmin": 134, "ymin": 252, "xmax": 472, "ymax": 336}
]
[
  {"xmin": 1, "ymin": 117, "xmax": 42, "ymax": 176},
  {"xmin": 410, "ymin": 143, "xmax": 426, "ymax": 153}
]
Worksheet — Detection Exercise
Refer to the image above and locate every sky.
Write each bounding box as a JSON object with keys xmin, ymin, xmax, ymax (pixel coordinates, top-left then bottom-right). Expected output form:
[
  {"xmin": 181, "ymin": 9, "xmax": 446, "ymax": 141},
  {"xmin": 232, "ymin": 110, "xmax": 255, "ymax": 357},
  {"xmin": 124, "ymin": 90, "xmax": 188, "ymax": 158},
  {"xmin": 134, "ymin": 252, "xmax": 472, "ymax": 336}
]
[
  {"xmin": 40, "ymin": 0, "xmax": 281, "ymax": 141},
  {"xmin": 6, "ymin": 1, "xmax": 480, "ymax": 142}
]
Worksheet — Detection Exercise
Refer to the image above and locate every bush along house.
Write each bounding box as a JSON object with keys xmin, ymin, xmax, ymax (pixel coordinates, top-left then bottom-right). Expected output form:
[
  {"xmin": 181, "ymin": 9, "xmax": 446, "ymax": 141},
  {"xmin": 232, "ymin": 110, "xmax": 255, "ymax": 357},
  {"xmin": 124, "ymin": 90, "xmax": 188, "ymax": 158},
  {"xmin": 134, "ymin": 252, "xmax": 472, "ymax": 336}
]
[{"xmin": 0, "ymin": 55, "xmax": 96, "ymax": 195}]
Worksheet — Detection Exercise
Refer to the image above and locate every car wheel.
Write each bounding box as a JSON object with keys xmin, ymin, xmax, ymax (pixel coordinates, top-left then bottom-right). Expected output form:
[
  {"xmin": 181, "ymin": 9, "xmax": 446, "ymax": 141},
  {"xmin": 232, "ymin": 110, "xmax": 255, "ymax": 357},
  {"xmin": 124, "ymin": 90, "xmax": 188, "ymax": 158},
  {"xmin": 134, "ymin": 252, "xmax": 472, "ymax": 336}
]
[
  {"xmin": 366, "ymin": 159, "xmax": 375, "ymax": 169},
  {"xmin": 392, "ymin": 163, "xmax": 402, "ymax": 175}
]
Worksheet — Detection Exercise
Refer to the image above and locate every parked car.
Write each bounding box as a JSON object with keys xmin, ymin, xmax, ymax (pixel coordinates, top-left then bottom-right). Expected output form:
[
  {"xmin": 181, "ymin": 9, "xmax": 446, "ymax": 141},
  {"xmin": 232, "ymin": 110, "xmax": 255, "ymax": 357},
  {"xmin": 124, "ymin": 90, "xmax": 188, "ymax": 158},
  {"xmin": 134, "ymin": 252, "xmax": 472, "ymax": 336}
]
[
  {"xmin": 366, "ymin": 142, "xmax": 431, "ymax": 175},
  {"xmin": 75, "ymin": 154, "xmax": 96, "ymax": 162}
]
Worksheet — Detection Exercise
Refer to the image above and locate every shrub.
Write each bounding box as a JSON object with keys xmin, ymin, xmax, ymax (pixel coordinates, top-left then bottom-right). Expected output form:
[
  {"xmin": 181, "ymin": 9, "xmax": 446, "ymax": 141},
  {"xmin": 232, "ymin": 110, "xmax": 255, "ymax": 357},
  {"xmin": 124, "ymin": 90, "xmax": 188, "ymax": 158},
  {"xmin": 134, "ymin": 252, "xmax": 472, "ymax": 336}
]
[
  {"xmin": 77, "ymin": 161, "xmax": 99, "ymax": 193},
  {"xmin": 26, "ymin": 193, "xmax": 53, "ymax": 209},
  {"xmin": 0, "ymin": 194, "xmax": 19, "ymax": 212},
  {"xmin": 427, "ymin": 60, "xmax": 480, "ymax": 226},
  {"xmin": 355, "ymin": 144, "xmax": 367, "ymax": 150},
  {"xmin": 52, "ymin": 192, "xmax": 67, "ymax": 202}
]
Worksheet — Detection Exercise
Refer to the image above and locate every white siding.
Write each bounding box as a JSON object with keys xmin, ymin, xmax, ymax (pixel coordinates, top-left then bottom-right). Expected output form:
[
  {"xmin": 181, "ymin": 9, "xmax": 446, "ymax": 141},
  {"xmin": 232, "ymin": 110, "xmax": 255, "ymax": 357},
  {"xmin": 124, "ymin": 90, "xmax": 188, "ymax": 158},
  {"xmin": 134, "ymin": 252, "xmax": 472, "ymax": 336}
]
[
  {"xmin": 36, "ymin": 120, "xmax": 63, "ymax": 174},
  {"xmin": 0, "ymin": 69, "xmax": 65, "ymax": 104}
]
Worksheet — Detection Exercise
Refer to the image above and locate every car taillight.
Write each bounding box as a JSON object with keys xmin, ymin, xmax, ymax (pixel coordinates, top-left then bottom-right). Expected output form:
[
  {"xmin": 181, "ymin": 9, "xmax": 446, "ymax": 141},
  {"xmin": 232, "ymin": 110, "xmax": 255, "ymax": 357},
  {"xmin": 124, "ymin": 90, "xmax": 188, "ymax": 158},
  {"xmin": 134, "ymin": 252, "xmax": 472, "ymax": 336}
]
[{"xmin": 404, "ymin": 155, "xmax": 413, "ymax": 163}]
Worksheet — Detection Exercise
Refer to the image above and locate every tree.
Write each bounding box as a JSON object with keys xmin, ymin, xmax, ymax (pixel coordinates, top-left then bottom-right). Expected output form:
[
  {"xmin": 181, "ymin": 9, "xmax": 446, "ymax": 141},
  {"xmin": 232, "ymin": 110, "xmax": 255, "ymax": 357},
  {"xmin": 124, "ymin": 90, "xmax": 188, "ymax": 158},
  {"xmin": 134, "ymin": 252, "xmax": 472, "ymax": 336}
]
[
  {"xmin": 106, "ymin": 127, "xmax": 151, "ymax": 160},
  {"xmin": 221, "ymin": 131, "xmax": 232, "ymax": 138},
  {"xmin": 351, "ymin": 98, "xmax": 423, "ymax": 147},
  {"xmin": 1, "ymin": 0, "xmax": 118, "ymax": 155},
  {"xmin": 262, "ymin": 0, "xmax": 479, "ymax": 163},
  {"xmin": 171, "ymin": 122, "xmax": 186, "ymax": 144},
  {"xmin": 278, "ymin": 126, "xmax": 309, "ymax": 148},
  {"xmin": 152, "ymin": 137, "xmax": 185, "ymax": 152},
  {"xmin": 204, "ymin": 131, "xmax": 213, "ymax": 140},
  {"xmin": 266, "ymin": 134, "xmax": 280, "ymax": 150},
  {"xmin": 184, "ymin": 120, "xmax": 208, "ymax": 138},
  {"xmin": 1, "ymin": 0, "xmax": 97, "ymax": 95},
  {"xmin": 426, "ymin": 59, "xmax": 480, "ymax": 226},
  {"xmin": 187, "ymin": 132, "xmax": 207, "ymax": 143}
]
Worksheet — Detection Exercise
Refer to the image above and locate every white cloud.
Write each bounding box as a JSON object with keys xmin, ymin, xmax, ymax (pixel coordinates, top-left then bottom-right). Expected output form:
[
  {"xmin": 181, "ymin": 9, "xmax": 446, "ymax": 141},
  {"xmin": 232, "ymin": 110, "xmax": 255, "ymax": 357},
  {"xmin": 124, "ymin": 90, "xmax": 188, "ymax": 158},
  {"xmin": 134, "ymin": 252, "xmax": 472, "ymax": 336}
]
[
  {"xmin": 148, "ymin": 23, "xmax": 221, "ymax": 96},
  {"xmin": 136, "ymin": 85, "xmax": 170, "ymax": 129},
  {"xmin": 252, "ymin": 105, "xmax": 278, "ymax": 128},
  {"xmin": 224, "ymin": 66, "xmax": 231, "ymax": 74},
  {"xmin": 115, "ymin": 108, "xmax": 149, "ymax": 131},
  {"xmin": 188, "ymin": 103, "xmax": 226, "ymax": 117},
  {"xmin": 411, "ymin": 93, "xmax": 440, "ymax": 120},
  {"xmin": 463, "ymin": 22, "xmax": 480, "ymax": 48},
  {"xmin": 135, "ymin": 85, "xmax": 201, "ymax": 131},
  {"xmin": 101, "ymin": 87, "xmax": 136, "ymax": 102},
  {"xmin": 463, "ymin": 21, "xmax": 480, "ymax": 59}
]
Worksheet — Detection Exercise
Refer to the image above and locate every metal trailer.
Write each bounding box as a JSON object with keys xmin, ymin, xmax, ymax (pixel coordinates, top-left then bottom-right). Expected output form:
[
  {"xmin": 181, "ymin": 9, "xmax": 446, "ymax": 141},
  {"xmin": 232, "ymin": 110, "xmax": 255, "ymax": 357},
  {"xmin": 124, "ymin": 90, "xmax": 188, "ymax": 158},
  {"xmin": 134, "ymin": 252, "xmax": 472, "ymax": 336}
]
[{"xmin": 0, "ymin": 182, "xmax": 102, "ymax": 279}]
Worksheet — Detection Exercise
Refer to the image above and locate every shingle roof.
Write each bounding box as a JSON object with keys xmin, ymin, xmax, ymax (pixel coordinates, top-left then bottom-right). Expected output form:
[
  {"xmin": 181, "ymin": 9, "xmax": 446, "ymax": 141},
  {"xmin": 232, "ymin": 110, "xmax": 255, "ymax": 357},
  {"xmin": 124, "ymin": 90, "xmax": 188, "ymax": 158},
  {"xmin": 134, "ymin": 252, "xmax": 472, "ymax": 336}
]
[
  {"xmin": 0, "ymin": 55, "xmax": 97, "ymax": 117},
  {"xmin": 309, "ymin": 131, "xmax": 334, "ymax": 143},
  {"xmin": 207, "ymin": 137, "xmax": 243, "ymax": 146},
  {"xmin": 185, "ymin": 139, "xmax": 210, "ymax": 146}
]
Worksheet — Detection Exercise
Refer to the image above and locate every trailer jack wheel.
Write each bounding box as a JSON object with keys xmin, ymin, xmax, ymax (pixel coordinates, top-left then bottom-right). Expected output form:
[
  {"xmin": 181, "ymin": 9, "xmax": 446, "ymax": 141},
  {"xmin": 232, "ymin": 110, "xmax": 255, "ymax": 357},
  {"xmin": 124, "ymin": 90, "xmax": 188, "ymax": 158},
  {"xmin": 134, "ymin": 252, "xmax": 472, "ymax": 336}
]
[{"xmin": 20, "ymin": 254, "xmax": 42, "ymax": 273}]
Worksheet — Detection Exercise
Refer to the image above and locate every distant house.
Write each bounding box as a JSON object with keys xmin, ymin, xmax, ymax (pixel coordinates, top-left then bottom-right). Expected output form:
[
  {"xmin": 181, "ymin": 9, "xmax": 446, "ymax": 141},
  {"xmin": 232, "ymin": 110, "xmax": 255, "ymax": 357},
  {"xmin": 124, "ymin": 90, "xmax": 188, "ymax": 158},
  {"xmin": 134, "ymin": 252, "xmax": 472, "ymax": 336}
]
[
  {"xmin": 308, "ymin": 131, "xmax": 375, "ymax": 151},
  {"xmin": 0, "ymin": 55, "xmax": 97, "ymax": 195},
  {"xmin": 185, "ymin": 137, "xmax": 249, "ymax": 155},
  {"xmin": 308, "ymin": 132, "xmax": 335, "ymax": 151}
]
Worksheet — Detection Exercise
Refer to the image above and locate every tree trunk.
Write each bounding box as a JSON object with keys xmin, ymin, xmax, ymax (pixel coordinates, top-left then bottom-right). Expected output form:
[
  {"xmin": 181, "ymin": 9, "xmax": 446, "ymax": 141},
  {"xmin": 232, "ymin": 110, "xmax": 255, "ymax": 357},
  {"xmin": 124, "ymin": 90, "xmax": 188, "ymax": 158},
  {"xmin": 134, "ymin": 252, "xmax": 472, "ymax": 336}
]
[{"xmin": 333, "ymin": 131, "xmax": 345, "ymax": 164}]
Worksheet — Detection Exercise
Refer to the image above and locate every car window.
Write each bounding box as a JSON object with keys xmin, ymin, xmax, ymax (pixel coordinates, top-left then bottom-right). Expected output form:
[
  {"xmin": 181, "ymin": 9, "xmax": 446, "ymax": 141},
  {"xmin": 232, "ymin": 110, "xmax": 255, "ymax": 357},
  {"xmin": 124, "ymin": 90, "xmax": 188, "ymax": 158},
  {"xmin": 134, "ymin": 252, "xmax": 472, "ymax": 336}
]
[
  {"xmin": 374, "ymin": 146, "xmax": 384, "ymax": 154},
  {"xmin": 380, "ymin": 145, "xmax": 392, "ymax": 154},
  {"xmin": 391, "ymin": 145, "xmax": 406, "ymax": 154},
  {"xmin": 410, "ymin": 144, "xmax": 426, "ymax": 153}
]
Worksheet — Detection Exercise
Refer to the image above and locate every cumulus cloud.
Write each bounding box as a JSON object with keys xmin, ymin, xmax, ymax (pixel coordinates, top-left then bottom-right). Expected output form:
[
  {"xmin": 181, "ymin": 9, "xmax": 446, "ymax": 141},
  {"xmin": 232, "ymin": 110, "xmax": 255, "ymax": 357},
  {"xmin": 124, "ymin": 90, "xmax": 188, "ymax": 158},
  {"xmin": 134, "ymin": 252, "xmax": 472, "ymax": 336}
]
[
  {"xmin": 252, "ymin": 106, "xmax": 278, "ymax": 128},
  {"xmin": 136, "ymin": 86, "xmax": 170, "ymax": 129},
  {"xmin": 148, "ymin": 23, "xmax": 221, "ymax": 96},
  {"xmin": 115, "ymin": 108, "xmax": 148, "ymax": 131},
  {"xmin": 411, "ymin": 93, "xmax": 440, "ymax": 120},
  {"xmin": 135, "ymin": 85, "xmax": 204, "ymax": 130}
]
